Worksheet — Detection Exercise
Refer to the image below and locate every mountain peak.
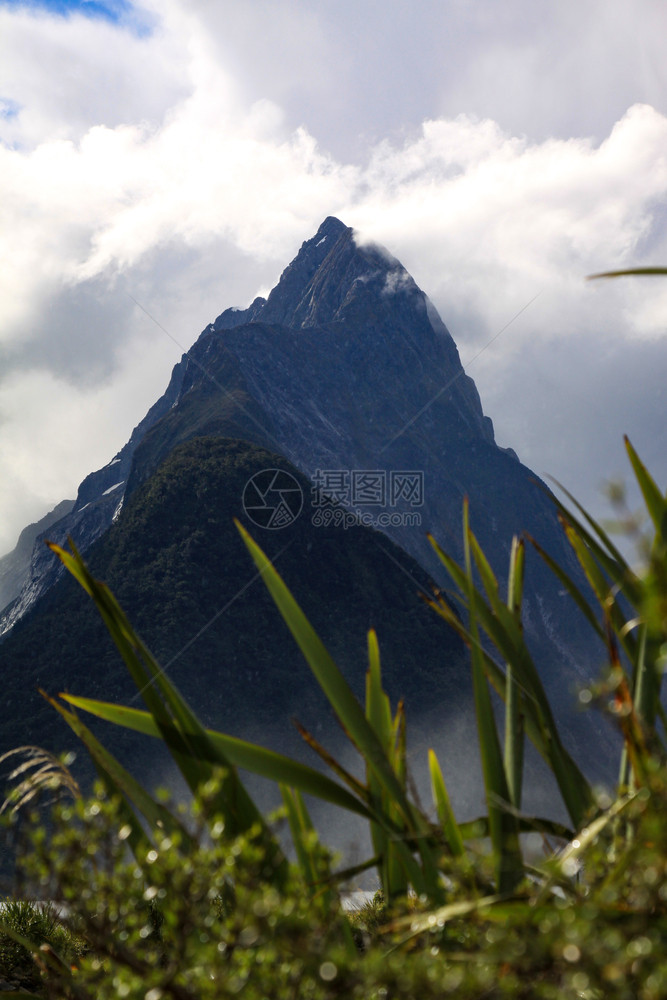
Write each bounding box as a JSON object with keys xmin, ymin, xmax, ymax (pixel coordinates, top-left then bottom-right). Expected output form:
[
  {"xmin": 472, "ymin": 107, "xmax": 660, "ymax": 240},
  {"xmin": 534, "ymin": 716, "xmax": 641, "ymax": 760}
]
[
  {"xmin": 256, "ymin": 217, "xmax": 353, "ymax": 328},
  {"xmin": 316, "ymin": 215, "xmax": 349, "ymax": 239},
  {"xmin": 252, "ymin": 217, "xmax": 425, "ymax": 331},
  {"xmin": 0, "ymin": 213, "xmax": 605, "ymax": 765},
  {"xmin": 213, "ymin": 217, "xmax": 423, "ymax": 334}
]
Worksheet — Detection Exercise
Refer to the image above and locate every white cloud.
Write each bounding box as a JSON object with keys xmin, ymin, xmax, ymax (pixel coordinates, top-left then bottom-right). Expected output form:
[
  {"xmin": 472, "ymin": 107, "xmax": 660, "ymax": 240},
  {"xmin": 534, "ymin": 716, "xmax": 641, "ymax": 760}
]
[
  {"xmin": 0, "ymin": 0, "xmax": 666, "ymax": 556},
  {"xmin": 0, "ymin": 4, "xmax": 185, "ymax": 147},
  {"xmin": 353, "ymin": 104, "xmax": 667, "ymax": 314},
  {"xmin": 174, "ymin": 0, "xmax": 667, "ymax": 160}
]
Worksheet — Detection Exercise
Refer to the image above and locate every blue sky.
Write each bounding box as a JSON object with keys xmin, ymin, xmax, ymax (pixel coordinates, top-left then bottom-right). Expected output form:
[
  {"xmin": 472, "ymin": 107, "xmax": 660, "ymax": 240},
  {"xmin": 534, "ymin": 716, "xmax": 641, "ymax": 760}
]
[
  {"xmin": 0, "ymin": 0, "xmax": 666, "ymax": 554},
  {"xmin": 1, "ymin": 0, "xmax": 134, "ymax": 24}
]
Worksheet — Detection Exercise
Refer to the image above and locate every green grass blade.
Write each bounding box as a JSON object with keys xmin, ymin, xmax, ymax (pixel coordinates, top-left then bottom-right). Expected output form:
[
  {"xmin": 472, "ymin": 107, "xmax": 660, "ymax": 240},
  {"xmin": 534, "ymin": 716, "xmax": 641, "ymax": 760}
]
[
  {"xmin": 624, "ymin": 436, "xmax": 667, "ymax": 536},
  {"xmin": 431, "ymin": 527, "xmax": 583, "ymax": 741},
  {"xmin": 235, "ymin": 521, "xmax": 425, "ymax": 831},
  {"xmin": 328, "ymin": 855, "xmax": 382, "ymax": 884},
  {"xmin": 391, "ymin": 700, "xmax": 407, "ymax": 788},
  {"xmin": 588, "ymin": 267, "xmax": 667, "ymax": 278},
  {"xmin": 365, "ymin": 631, "xmax": 396, "ymax": 896},
  {"xmin": 61, "ymin": 695, "xmax": 376, "ymax": 821},
  {"xmin": 504, "ymin": 537, "xmax": 525, "ymax": 811},
  {"xmin": 237, "ymin": 522, "xmax": 448, "ymax": 899},
  {"xmin": 280, "ymin": 788, "xmax": 358, "ymax": 956},
  {"xmin": 561, "ymin": 522, "xmax": 637, "ymax": 665},
  {"xmin": 385, "ymin": 701, "xmax": 412, "ymax": 900},
  {"xmin": 428, "ymin": 749, "xmax": 464, "ymax": 857},
  {"xmin": 47, "ymin": 542, "xmax": 218, "ymax": 788},
  {"xmin": 280, "ymin": 785, "xmax": 319, "ymax": 889},
  {"xmin": 463, "ymin": 502, "xmax": 523, "ymax": 893},
  {"xmin": 387, "ymin": 893, "xmax": 503, "ymax": 944},
  {"xmin": 630, "ymin": 623, "xmax": 662, "ymax": 737},
  {"xmin": 467, "ymin": 528, "xmax": 501, "ymax": 606},
  {"xmin": 293, "ymin": 721, "xmax": 373, "ymax": 805},
  {"xmin": 428, "ymin": 572, "xmax": 592, "ymax": 824},
  {"xmin": 458, "ymin": 814, "xmax": 574, "ymax": 841},
  {"xmin": 429, "ymin": 535, "xmax": 525, "ymax": 664},
  {"xmin": 547, "ymin": 792, "xmax": 637, "ymax": 883},
  {"xmin": 366, "ymin": 629, "xmax": 392, "ymax": 752},
  {"xmin": 546, "ymin": 488, "xmax": 641, "ymax": 606},
  {"xmin": 422, "ymin": 589, "xmax": 472, "ymax": 642},
  {"xmin": 430, "ymin": 526, "xmax": 594, "ymax": 829},
  {"xmin": 44, "ymin": 692, "xmax": 185, "ymax": 852},
  {"xmin": 48, "ymin": 542, "xmax": 283, "ymax": 868}
]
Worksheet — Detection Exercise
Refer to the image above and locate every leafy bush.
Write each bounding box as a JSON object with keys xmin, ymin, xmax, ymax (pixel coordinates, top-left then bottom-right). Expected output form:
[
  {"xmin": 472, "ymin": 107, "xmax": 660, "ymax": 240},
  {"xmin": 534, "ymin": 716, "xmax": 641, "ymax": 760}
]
[
  {"xmin": 15, "ymin": 779, "xmax": 356, "ymax": 999},
  {"xmin": 6, "ymin": 764, "xmax": 667, "ymax": 999}
]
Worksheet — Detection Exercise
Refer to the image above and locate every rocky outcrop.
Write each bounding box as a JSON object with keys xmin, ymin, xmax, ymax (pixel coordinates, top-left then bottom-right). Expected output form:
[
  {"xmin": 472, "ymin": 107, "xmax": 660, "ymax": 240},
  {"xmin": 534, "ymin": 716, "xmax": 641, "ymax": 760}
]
[{"xmin": 0, "ymin": 499, "xmax": 74, "ymax": 613}]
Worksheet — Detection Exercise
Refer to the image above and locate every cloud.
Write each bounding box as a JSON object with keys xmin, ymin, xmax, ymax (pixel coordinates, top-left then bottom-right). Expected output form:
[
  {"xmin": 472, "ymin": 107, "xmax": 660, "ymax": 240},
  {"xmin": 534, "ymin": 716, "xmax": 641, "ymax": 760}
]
[
  {"xmin": 177, "ymin": 0, "xmax": 667, "ymax": 161},
  {"xmin": 0, "ymin": 4, "xmax": 181, "ymax": 148},
  {"xmin": 0, "ymin": 0, "xmax": 666, "ymax": 556}
]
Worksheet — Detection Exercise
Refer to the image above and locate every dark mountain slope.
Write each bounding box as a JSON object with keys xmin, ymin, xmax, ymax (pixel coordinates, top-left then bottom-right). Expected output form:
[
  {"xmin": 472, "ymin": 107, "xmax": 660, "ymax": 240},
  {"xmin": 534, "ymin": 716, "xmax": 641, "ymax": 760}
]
[
  {"xmin": 0, "ymin": 436, "xmax": 469, "ymax": 783},
  {"xmin": 0, "ymin": 216, "xmax": 515, "ymax": 637}
]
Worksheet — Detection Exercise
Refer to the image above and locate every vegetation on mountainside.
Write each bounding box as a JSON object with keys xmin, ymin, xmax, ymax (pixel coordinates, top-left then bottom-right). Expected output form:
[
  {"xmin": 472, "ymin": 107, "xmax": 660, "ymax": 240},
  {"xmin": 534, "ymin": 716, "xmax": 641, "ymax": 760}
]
[{"xmin": 0, "ymin": 436, "xmax": 466, "ymax": 782}]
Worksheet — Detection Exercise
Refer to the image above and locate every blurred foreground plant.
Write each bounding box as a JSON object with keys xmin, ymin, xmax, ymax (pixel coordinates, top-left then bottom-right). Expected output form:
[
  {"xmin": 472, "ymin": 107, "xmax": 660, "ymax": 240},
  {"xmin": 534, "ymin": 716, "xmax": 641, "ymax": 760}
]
[
  {"xmin": 14, "ymin": 774, "xmax": 355, "ymax": 1000},
  {"xmin": 7, "ymin": 753, "xmax": 667, "ymax": 999}
]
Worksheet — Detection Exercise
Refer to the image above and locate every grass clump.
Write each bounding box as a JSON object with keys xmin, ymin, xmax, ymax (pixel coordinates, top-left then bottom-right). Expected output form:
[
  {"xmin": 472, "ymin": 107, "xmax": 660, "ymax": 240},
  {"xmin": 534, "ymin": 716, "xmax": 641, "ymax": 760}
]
[{"xmin": 0, "ymin": 897, "xmax": 81, "ymax": 997}]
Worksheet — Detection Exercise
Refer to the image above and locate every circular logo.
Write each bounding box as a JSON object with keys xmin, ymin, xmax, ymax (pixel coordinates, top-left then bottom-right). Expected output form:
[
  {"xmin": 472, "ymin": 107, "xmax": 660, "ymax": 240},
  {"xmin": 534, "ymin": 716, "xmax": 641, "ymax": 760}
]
[{"xmin": 242, "ymin": 468, "xmax": 303, "ymax": 530}]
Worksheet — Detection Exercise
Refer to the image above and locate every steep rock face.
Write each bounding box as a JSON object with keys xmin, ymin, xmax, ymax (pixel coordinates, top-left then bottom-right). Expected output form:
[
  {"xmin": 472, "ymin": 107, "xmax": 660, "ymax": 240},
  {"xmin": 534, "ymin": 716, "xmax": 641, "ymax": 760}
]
[
  {"xmin": 1, "ymin": 218, "xmax": 600, "ymax": 730},
  {"xmin": 213, "ymin": 217, "xmax": 491, "ymax": 446},
  {"xmin": 0, "ymin": 500, "xmax": 74, "ymax": 612},
  {"xmin": 0, "ymin": 356, "xmax": 188, "ymax": 635}
]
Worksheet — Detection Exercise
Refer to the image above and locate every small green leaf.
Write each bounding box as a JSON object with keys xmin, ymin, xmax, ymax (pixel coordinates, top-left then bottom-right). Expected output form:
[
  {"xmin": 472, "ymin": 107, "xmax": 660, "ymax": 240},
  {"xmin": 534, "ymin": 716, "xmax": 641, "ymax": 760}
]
[{"xmin": 588, "ymin": 267, "xmax": 667, "ymax": 279}]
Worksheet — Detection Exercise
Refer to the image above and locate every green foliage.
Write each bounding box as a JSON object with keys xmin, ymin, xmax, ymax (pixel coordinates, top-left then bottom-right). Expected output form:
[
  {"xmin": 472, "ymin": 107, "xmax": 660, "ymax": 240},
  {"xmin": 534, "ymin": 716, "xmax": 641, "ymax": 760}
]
[
  {"xmin": 30, "ymin": 438, "xmax": 666, "ymax": 884},
  {"xmin": 6, "ymin": 768, "xmax": 667, "ymax": 999},
  {"xmin": 14, "ymin": 778, "xmax": 352, "ymax": 1000},
  {"xmin": 0, "ymin": 898, "xmax": 81, "ymax": 997}
]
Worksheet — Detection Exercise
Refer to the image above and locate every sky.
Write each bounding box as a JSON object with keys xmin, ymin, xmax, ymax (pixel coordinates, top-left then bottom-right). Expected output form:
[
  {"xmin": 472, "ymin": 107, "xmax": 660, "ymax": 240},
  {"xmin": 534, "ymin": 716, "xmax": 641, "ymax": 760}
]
[{"xmin": 1, "ymin": 0, "xmax": 667, "ymax": 557}]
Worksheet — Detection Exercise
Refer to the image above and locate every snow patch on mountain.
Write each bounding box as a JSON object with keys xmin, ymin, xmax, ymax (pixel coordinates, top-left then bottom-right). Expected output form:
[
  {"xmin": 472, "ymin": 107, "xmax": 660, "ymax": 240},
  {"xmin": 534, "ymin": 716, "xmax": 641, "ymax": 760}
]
[{"xmin": 102, "ymin": 482, "xmax": 124, "ymax": 496}]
